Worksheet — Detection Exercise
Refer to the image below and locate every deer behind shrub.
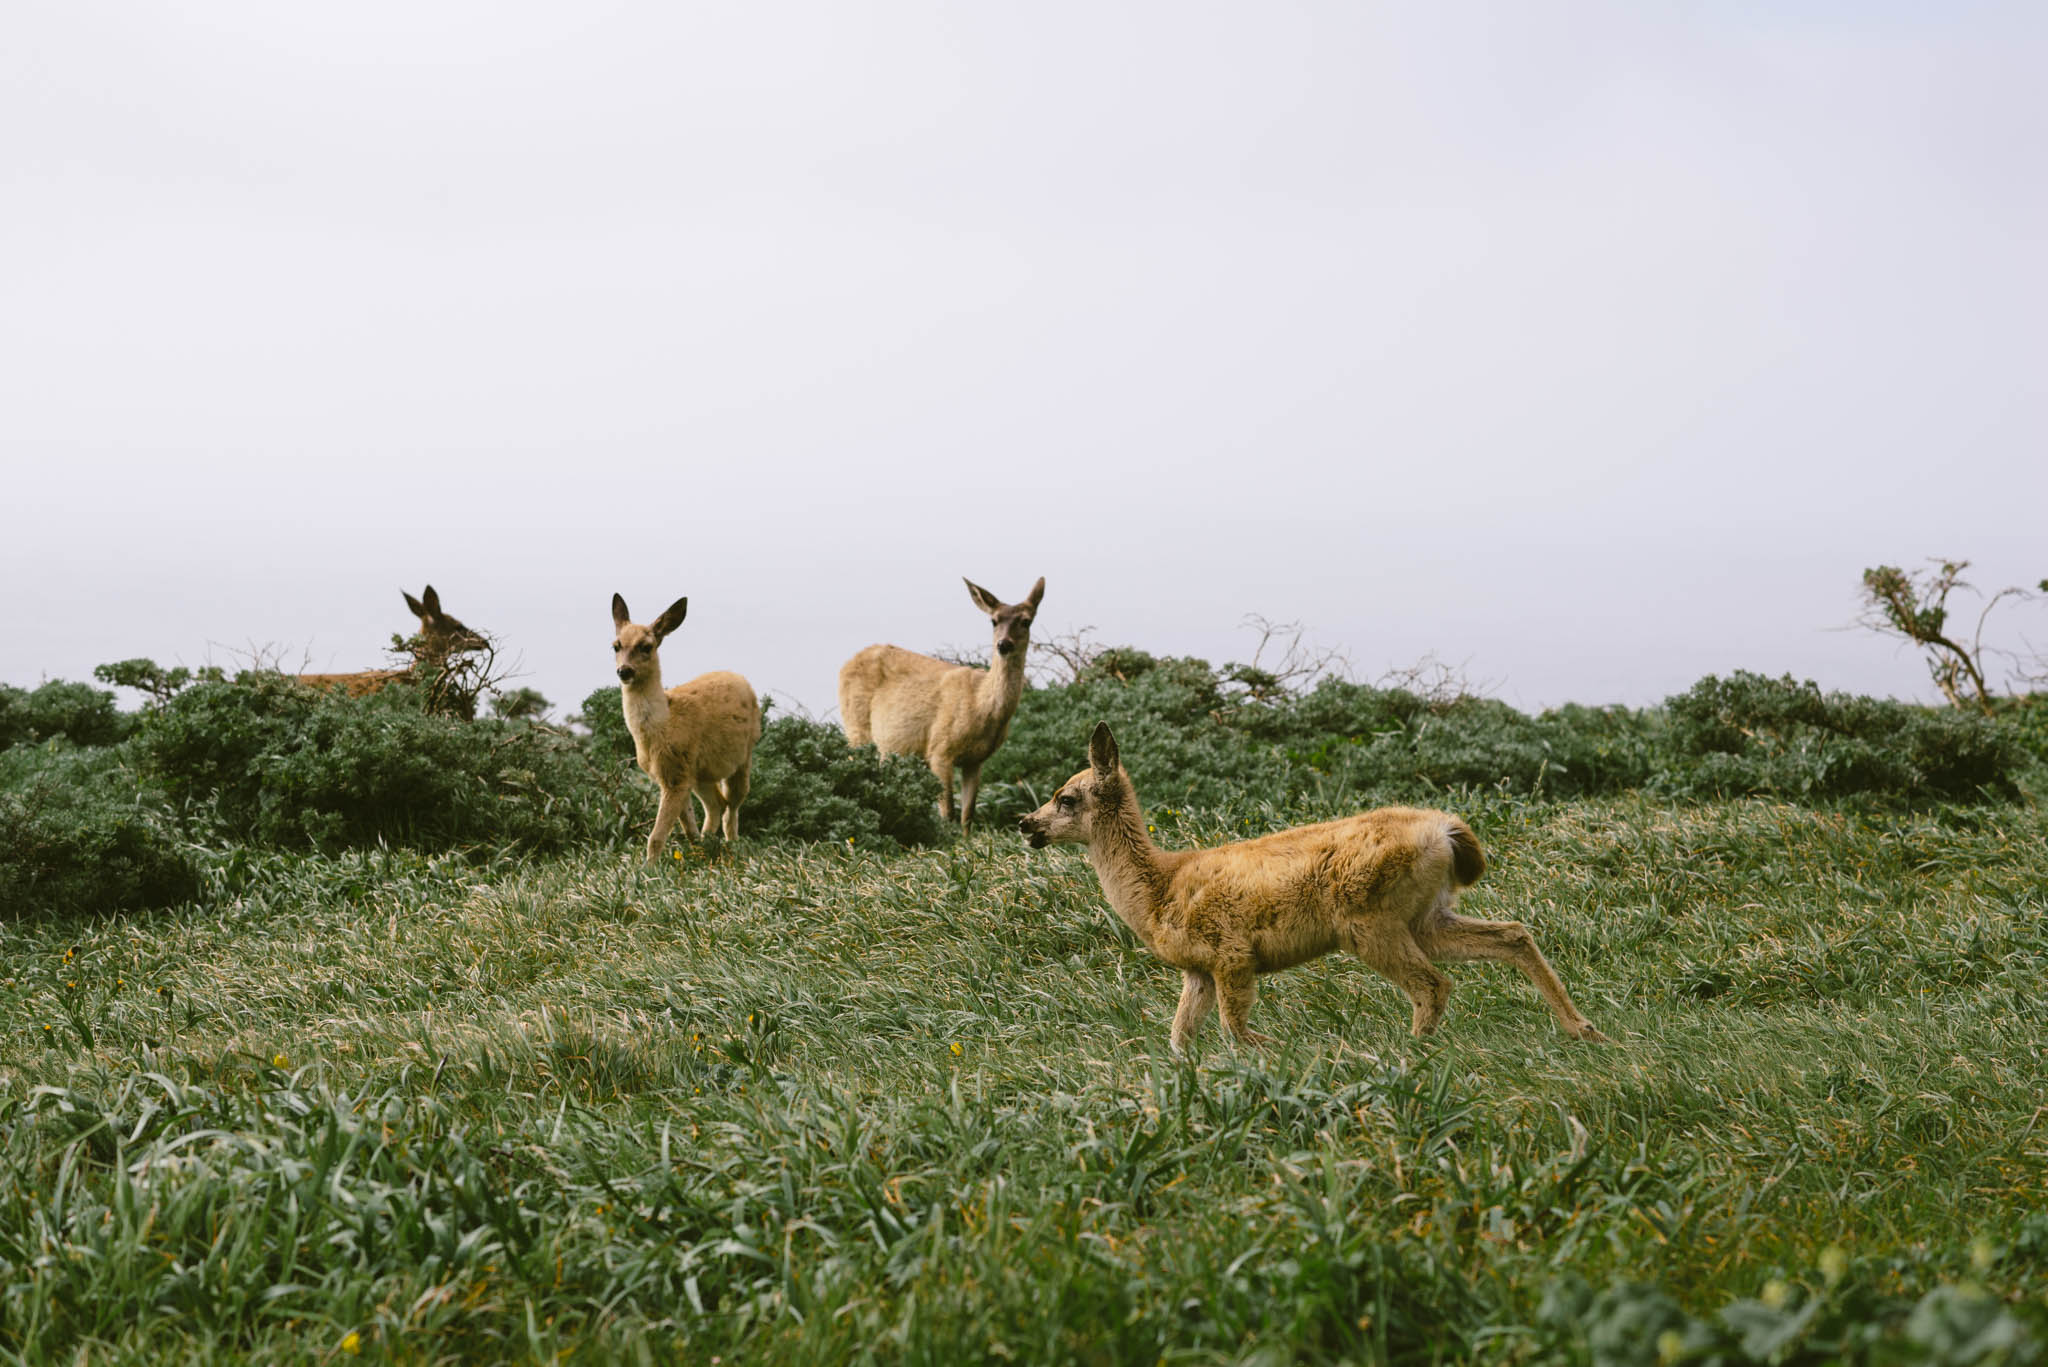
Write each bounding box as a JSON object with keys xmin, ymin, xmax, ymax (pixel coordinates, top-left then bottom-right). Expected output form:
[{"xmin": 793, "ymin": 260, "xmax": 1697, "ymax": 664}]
[
  {"xmin": 611, "ymin": 593, "xmax": 761, "ymax": 861},
  {"xmin": 838, "ymin": 576, "xmax": 1043, "ymax": 828},
  {"xmin": 295, "ymin": 585, "xmax": 486, "ymax": 700}
]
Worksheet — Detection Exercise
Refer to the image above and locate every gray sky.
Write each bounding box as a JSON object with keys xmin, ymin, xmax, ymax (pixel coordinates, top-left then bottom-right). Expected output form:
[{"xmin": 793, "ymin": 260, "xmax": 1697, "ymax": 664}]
[{"xmin": 4, "ymin": 1, "xmax": 2044, "ymax": 721}]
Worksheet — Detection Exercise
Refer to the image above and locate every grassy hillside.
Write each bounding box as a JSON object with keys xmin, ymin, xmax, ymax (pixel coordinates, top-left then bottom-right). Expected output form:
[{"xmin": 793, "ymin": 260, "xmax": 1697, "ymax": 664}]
[{"xmin": 3, "ymin": 784, "xmax": 2045, "ymax": 1362}]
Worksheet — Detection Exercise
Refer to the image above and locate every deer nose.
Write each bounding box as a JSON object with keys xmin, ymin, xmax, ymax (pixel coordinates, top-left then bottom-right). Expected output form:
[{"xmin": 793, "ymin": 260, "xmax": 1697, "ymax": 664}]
[{"xmin": 616, "ymin": 666, "xmax": 634, "ymax": 682}]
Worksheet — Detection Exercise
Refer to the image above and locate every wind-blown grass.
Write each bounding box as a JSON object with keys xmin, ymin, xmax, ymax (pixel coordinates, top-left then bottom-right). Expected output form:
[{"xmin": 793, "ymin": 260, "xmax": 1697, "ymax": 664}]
[{"xmin": 1, "ymin": 789, "xmax": 2044, "ymax": 1363}]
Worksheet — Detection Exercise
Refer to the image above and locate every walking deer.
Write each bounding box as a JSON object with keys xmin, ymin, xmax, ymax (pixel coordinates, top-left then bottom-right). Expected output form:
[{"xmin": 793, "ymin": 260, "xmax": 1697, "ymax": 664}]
[
  {"xmin": 838, "ymin": 577, "xmax": 1043, "ymax": 828},
  {"xmin": 611, "ymin": 593, "xmax": 761, "ymax": 862},
  {"xmin": 1019, "ymin": 723, "xmax": 1610, "ymax": 1052},
  {"xmin": 295, "ymin": 586, "xmax": 487, "ymax": 698}
]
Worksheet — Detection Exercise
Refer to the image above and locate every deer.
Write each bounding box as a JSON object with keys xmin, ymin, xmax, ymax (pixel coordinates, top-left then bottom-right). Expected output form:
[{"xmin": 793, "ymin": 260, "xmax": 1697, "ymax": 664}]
[
  {"xmin": 1018, "ymin": 723, "xmax": 1611, "ymax": 1053},
  {"xmin": 611, "ymin": 592, "xmax": 762, "ymax": 862},
  {"xmin": 837, "ymin": 576, "xmax": 1043, "ymax": 828},
  {"xmin": 295, "ymin": 586, "xmax": 487, "ymax": 699}
]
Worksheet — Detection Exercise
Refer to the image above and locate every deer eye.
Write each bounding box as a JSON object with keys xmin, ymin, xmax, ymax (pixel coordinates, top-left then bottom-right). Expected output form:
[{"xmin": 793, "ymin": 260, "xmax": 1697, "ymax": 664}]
[
  {"xmin": 612, "ymin": 641, "xmax": 621, "ymax": 651},
  {"xmin": 1057, "ymin": 793, "xmax": 1077, "ymax": 810}
]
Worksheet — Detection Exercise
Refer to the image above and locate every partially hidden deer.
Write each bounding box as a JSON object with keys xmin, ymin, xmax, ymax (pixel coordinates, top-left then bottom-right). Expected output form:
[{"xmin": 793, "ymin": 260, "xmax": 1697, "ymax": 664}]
[
  {"xmin": 611, "ymin": 593, "xmax": 761, "ymax": 862},
  {"xmin": 295, "ymin": 586, "xmax": 487, "ymax": 698},
  {"xmin": 838, "ymin": 576, "xmax": 1043, "ymax": 828},
  {"xmin": 1019, "ymin": 723, "xmax": 1611, "ymax": 1052}
]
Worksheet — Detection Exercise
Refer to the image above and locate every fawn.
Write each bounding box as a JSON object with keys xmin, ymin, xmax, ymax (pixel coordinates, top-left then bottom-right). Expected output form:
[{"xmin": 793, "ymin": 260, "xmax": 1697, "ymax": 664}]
[
  {"xmin": 611, "ymin": 593, "xmax": 761, "ymax": 861},
  {"xmin": 838, "ymin": 577, "xmax": 1043, "ymax": 828},
  {"xmin": 1018, "ymin": 723, "xmax": 1610, "ymax": 1051}
]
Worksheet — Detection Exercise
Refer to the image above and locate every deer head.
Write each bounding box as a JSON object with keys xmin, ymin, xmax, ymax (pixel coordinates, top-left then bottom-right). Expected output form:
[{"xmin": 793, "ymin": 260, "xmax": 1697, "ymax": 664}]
[
  {"xmin": 401, "ymin": 585, "xmax": 486, "ymax": 663},
  {"xmin": 965, "ymin": 576, "xmax": 1045, "ymax": 661},
  {"xmin": 1019, "ymin": 722, "xmax": 1125, "ymax": 849},
  {"xmin": 611, "ymin": 592, "xmax": 689, "ymax": 685}
]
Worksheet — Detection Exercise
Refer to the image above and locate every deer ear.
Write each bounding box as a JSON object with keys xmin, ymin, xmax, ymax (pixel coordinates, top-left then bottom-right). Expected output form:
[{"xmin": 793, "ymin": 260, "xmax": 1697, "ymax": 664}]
[
  {"xmin": 964, "ymin": 578, "xmax": 1000, "ymax": 614},
  {"xmin": 1025, "ymin": 577, "xmax": 1045, "ymax": 610},
  {"xmin": 651, "ymin": 596, "xmax": 689, "ymax": 638},
  {"xmin": 420, "ymin": 585, "xmax": 442, "ymax": 617},
  {"xmin": 611, "ymin": 593, "xmax": 631, "ymax": 628},
  {"xmin": 1089, "ymin": 721, "xmax": 1119, "ymax": 776},
  {"xmin": 403, "ymin": 590, "xmax": 428, "ymax": 619}
]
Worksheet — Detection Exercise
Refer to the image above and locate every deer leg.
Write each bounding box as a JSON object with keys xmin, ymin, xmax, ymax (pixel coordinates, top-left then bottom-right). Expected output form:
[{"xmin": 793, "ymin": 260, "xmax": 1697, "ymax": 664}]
[
  {"xmin": 1345, "ymin": 923, "xmax": 1452, "ymax": 1037},
  {"xmin": 1170, "ymin": 970, "xmax": 1216, "ymax": 1056},
  {"xmin": 645, "ymin": 786, "xmax": 690, "ymax": 862},
  {"xmin": 1212, "ymin": 964, "xmax": 1275, "ymax": 1048},
  {"xmin": 958, "ymin": 762, "xmax": 983, "ymax": 829},
  {"xmin": 929, "ymin": 755, "xmax": 956, "ymax": 824},
  {"xmin": 719, "ymin": 765, "xmax": 750, "ymax": 840},
  {"xmin": 1415, "ymin": 914, "xmax": 1609, "ymax": 1042},
  {"xmin": 695, "ymin": 782, "xmax": 729, "ymax": 840}
]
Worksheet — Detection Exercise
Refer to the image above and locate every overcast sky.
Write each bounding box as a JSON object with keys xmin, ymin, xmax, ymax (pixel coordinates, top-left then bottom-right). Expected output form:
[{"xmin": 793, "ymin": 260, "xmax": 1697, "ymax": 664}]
[{"xmin": 4, "ymin": 1, "xmax": 2044, "ymax": 722}]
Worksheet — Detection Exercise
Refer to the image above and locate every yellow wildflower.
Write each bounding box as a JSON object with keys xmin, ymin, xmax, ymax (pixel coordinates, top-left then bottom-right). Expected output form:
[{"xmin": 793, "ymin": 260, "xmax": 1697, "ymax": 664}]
[{"xmin": 341, "ymin": 1330, "xmax": 361, "ymax": 1355}]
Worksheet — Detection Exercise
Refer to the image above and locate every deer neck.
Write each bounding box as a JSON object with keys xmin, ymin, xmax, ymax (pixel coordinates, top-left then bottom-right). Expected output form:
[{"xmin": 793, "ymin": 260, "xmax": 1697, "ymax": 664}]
[
  {"xmin": 1083, "ymin": 774, "xmax": 1169, "ymax": 947},
  {"xmin": 976, "ymin": 646, "xmax": 1027, "ymax": 723},
  {"xmin": 620, "ymin": 661, "xmax": 670, "ymax": 747}
]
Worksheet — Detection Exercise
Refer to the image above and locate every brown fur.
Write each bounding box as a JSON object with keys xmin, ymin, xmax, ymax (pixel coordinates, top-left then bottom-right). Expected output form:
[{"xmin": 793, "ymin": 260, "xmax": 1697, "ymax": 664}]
[
  {"xmin": 295, "ymin": 586, "xmax": 486, "ymax": 698},
  {"xmin": 611, "ymin": 592, "xmax": 762, "ymax": 862},
  {"xmin": 837, "ymin": 576, "xmax": 1044, "ymax": 827},
  {"xmin": 1018, "ymin": 722, "xmax": 1609, "ymax": 1051}
]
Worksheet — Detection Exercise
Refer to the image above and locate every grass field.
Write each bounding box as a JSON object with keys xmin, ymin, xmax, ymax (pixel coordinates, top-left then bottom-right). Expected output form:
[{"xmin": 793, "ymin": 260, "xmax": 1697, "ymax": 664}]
[{"xmin": 2, "ymin": 790, "xmax": 2045, "ymax": 1363}]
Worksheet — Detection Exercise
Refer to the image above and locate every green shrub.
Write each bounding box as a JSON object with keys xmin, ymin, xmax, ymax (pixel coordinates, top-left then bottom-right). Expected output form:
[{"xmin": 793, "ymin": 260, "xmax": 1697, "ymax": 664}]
[
  {"xmin": 745, "ymin": 715, "xmax": 944, "ymax": 847},
  {"xmin": 488, "ymin": 687, "xmax": 551, "ymax": 722},
  {"xmin": 0, "ymin": 745, "xmax": 202, "ymax": 918},
  {"xmin": 985, "ymin": 660, "xmax": 2016, "ymax": 820},
  {"xmin": 1661, "ymin": 672, "xmax": 2021, "ymax": 802},
  {"xmin": 981, "ymin": 666, "xmax": 1657, "ymax": 827},
  {"xmin": 93, "ymin": 657, "xmax": 217, "ymax": 708},
  {"xmin": 0, "ymin": 680, "xmax": 132, "ymax": 750},
  {"xmin": 1246, "ymin": 683, "xmax": 1657, "ymax": 800},
  {"xmin": 575, "ymin": 685, "xmax": 635, "ymax": 764},
  {"xmin": 135, "ymin": 675, "xmax": 635, "ymax": 853}
]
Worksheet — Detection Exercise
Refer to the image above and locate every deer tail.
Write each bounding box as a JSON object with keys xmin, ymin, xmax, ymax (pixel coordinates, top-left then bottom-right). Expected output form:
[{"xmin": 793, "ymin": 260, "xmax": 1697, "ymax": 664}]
[{"xmin": 1445, "ymin": 816, "xmax": 1485, "ymax": 887}]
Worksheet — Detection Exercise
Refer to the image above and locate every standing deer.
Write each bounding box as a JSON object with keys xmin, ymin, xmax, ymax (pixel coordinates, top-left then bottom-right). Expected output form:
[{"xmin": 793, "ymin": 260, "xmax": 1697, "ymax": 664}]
[
  {"xmin": 295, "ymin": 586, "xmax": 487, "ymax": 698},
  {"xmin": 838, "ymin": 576, "xmax": 1043, "ymax": 828},
  {"xmin": 1019, "ymin": 723, "xmax": 1611, "ymax": 1052},
  {"xmin": 611, "ymin": 593, "xmax": 761, "ymax": 862}
]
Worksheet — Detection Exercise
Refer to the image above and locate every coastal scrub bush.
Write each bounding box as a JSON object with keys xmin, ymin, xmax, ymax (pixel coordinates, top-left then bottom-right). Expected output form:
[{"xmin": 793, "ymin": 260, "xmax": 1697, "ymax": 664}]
[
  {"xmin": 134, "ymin": 675, "xmax": 632, "ymax": 853},
  {"xmin": 1661, "ymin": 671, "xmax": 2021, "ymax": 802},
  {"xmin": 986, "ymin": 657, "xmax": 2021, "ymax": 819},
  {"xmin": 0, "ymin": 744, "xmax": 201, "ymax": 918},
  {"xmin": 745, "ymin": 716, "xmax": 944, "ymax": 847},
  {"xmin": 1242, "ymin": 682, "xmax": 1658, "ymax": 800},
  {"xmin": 982, "ymin": 663, "xmax": 1657, "ymax": 825},
  {"xmin": 0, "ymin": 680, "xmax": 132, "ymax": 750}
]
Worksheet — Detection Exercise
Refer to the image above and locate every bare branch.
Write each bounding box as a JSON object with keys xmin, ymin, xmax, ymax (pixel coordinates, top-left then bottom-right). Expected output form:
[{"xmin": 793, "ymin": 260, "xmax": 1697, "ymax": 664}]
[
  {"xmin": 1222, "ymin": 614, "xmax": 1353, "ymax": 702},
  {"xmin": 1372, "ymin": 652, "xmax": 1495, "ymax": 710},
  {"xmin": 1029, "ymin": 625, "xmax": 1105, "ymax": 686}
]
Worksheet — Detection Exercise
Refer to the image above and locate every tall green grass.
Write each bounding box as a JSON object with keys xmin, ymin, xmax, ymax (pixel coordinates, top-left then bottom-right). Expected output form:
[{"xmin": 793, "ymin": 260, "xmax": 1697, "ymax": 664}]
[{"xmin": 2, "ymin": 791, "xmax": 2043, "ymax": 1362}]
